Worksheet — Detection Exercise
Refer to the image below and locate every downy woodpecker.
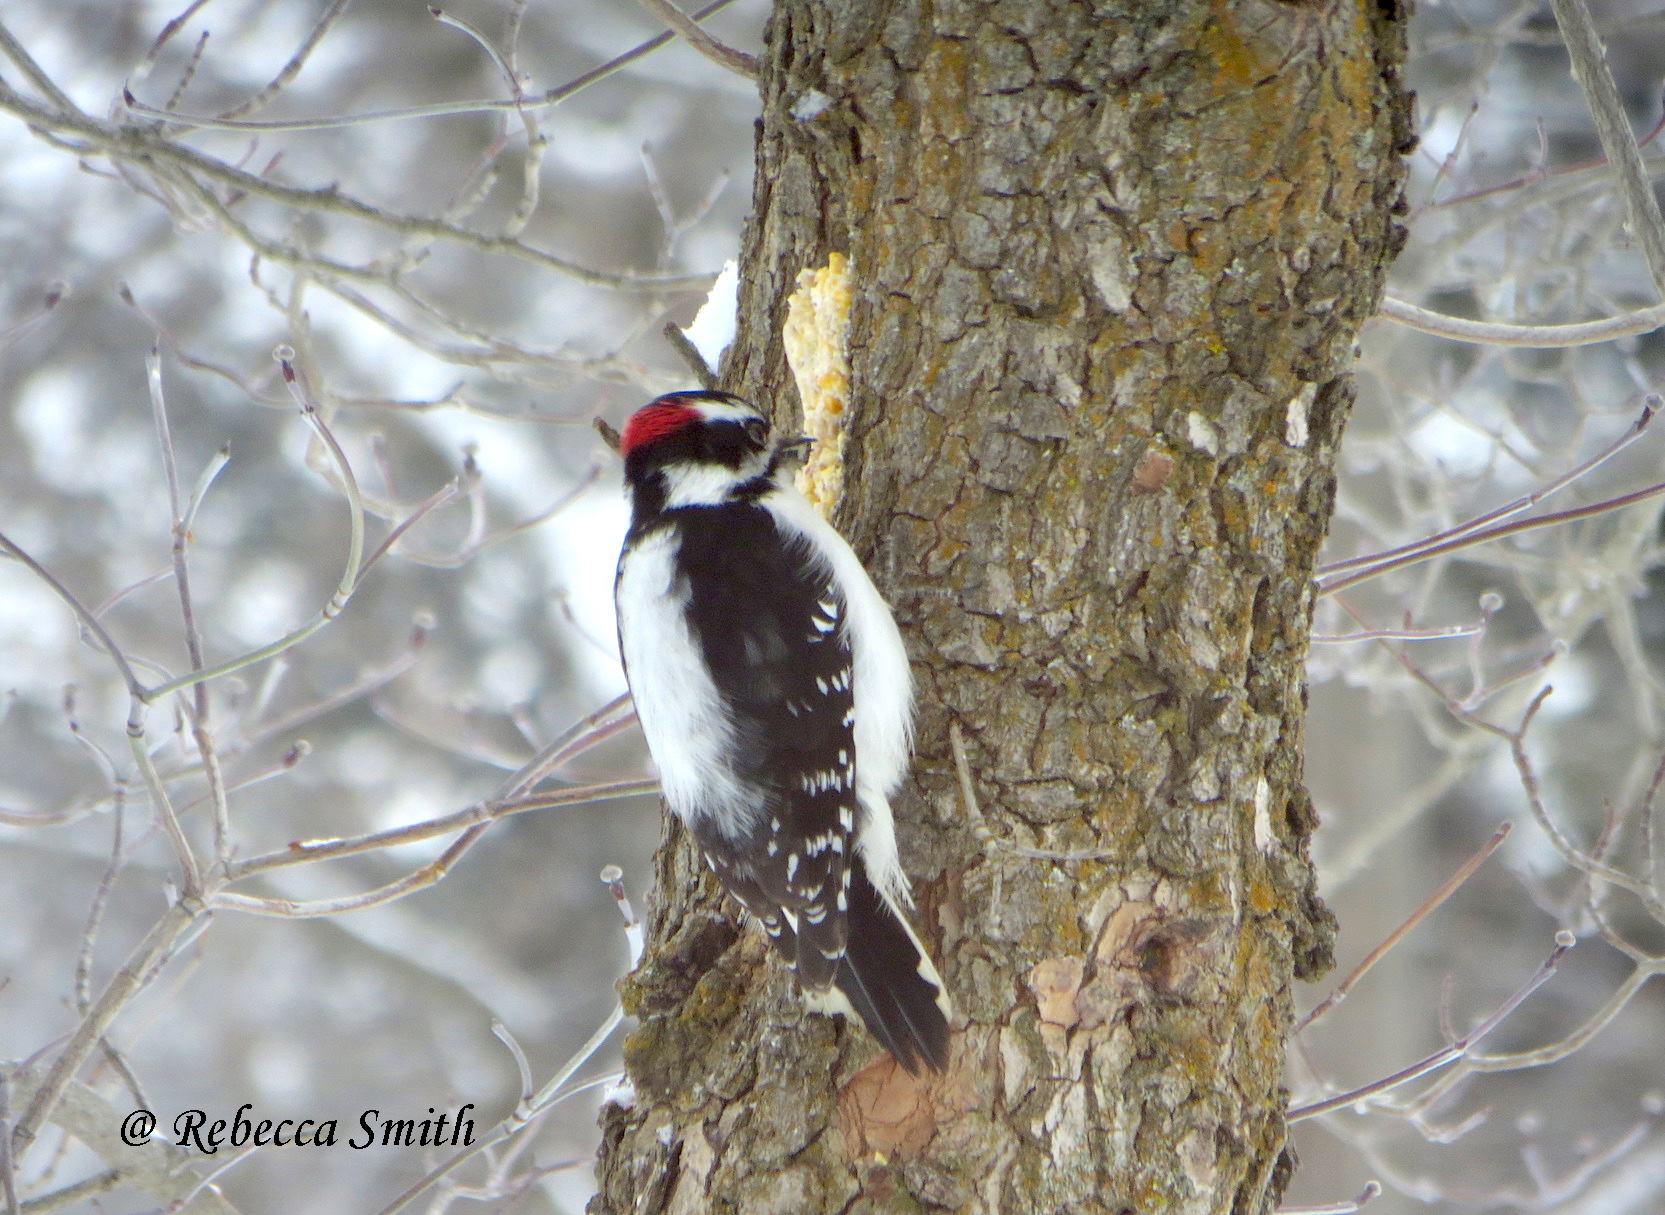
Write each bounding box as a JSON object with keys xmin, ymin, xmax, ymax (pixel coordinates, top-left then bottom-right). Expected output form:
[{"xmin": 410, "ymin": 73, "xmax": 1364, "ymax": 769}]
[{"xmin": 613, "ymin": 390, "xmax": 951, "ymax": 1074}]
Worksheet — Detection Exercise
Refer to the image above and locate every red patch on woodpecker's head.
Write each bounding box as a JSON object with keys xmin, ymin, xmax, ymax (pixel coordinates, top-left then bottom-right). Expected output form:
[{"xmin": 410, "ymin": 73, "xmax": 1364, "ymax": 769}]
[{"xmin": 621, "ymin": 397, "xmax": 699, "ymax": 458}]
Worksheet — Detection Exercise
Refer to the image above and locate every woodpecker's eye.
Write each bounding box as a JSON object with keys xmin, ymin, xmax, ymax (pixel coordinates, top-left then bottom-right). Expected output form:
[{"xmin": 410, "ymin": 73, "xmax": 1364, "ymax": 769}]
[{"xmin": 743, "ymin": 417, "xmax": 770, "ymax": 448}]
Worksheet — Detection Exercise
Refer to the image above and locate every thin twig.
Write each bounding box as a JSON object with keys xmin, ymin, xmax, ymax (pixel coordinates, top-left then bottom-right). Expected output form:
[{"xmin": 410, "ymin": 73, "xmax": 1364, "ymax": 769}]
[
  {"xmin": 1550, "ymin": 0, "xmax": 1665, "ymax": 296},
  {"xmin": 1319, "ymin": 399, "xmax": 1656, "ymax": 585},
  {"xmin": 0, "ymin": 529, "xmax": 201, "ymax": 893},
  {"xmin": 225, "ymin": 778, "xmax": 654, "ymax": 880},
  {"xmin": 1289, "ymin": 932, "xmax": 1574, "ymax": 1122},
  {"xmin": 662, "ymin": 321, "xmax": 717, "ymax": 387},
  {"xmin": 218, "ymin": 0, "xmax": 351, "ymax": 121},
  {"xmin": 1296, "ymin": 823, "xmax": 1513, "ymax": 1033},
  {"xmin": 429, "ymin": 6, "xmax": 545, "ymax": 237},
  {"xmin": 1431, "ymin": 108, "xmax": 1665, "ymax": 209},
  {"xmin": 0, "ymin": 77, "xmax": 709, "ymax": 292},
  {"xmin": 119, "ymin": 0, "xmax": 745, "ymax": 133},
  {"xmin": 632, "ymin": 0, "xmax": 756, "ymax": 78},
  {"xmin": 1378, "ymin": 295, "xmax": 1665, "ymax": 347},
  {"xmin": 1277, "ymin": 1181, "xmax": 1382, "ymax": 1215},
  {"xmin": 141, "ymin": 350, "xmax": 368, "ymax": 704},
  {"xmin": 1312, "ymin": 621, "xmax": 1484, "ymax": 644},
  {"xmin": 220, "ymin": 696, "xmax": 643, "ymax": 885},
  {"xmin": 499, "ymin": 692, "xmax": 638, "ymax": 801},
  {"xmin": 368, "ymin": 867, "xmax": 646, "ymax": 1215},
  {"xmin": 0, "ymin": 18, "xmax": 83, "ymax": 114},
  {"xmin": 1469, "ymin": 960, "xmax": 1663, "ymax": 1073},
  {"xmin": 1319, "ymin": 474, "xmax": 1665, "ymax": 598},
  {"xmin": 208, "ymin": 824, "xmax": 493, "ymax": 917},
  {"xmin": 130, "ymin": 0, "xmax": 214, "ymax": 89},
  {"xmin": 159, "ymin": 30, "xmax": 209, "ymax": 114},
  {"xmin": 601, "ymin": 864, "xmax": 645, "ymax": 965},
  {"xmin": 0, "ymin": 533, "xmax": 146, "ymax": 700},
  {"xmin": 10, "ymin": 903, "xmax": 203, "ymax": 1157},
  {"xmin": 148, "ymin": 349, "xmax": 234, "ymax": 868},
  {"xmin": 0, "ymin": 281, "xmax": 69, "ymax": 352},
  {"xmin": 0, "ymin": 1083, "xmax": 15, "ymax": 1215},
  {"xmin": 1478, "ymin": 690, "xmax": 1664, "ymax": 915},
  {"xmin": 62, "ymin": 703, "xmax": 151, "ymax": 1116}
]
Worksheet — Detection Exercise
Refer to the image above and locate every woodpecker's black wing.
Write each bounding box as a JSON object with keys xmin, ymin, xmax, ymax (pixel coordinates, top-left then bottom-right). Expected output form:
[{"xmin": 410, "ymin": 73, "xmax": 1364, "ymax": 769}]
[{"xmin": 671, "ymin": 499, "xmax": 855, "ymax": 990}]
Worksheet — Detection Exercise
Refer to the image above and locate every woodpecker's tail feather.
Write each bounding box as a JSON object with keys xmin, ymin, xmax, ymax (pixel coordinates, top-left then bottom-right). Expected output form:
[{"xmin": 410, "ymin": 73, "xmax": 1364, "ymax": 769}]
[{"xmin": 831, "ymin": 861, "xmax": 953, "ymax": 1075}]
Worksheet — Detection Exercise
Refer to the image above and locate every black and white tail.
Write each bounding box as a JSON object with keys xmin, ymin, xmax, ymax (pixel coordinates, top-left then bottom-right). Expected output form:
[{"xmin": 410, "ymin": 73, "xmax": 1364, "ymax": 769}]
[{"xmin": 820, "ymin": 860, "xmax": 952, "ymax": 1075}]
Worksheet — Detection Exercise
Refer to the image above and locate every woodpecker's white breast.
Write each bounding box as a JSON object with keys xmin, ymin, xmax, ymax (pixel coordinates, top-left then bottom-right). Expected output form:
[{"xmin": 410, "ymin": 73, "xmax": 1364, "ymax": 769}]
[{"xmin": 615, "ymin": 527, "xmax": 756, "ymax": 832}]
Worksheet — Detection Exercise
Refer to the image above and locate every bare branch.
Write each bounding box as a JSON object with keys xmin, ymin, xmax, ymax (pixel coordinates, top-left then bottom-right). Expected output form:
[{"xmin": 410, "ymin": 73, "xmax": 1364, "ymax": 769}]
[
  {"xmin": 148, "ymin": 349, "xmax": 234, "ymax": 868},
  {"xmin": 1290, "ymin": 933, "xmax": 1575, "ymax": 1122},
  {"xmin": 0, "ymin": 533, "xmax": 147, "ymax": 702},
  {"xmin": 1320, "ymin": 467, "xmax": 1665, "ymax": 598},
  {"xmin": 1297, "ymin": 823, "xmax": 1513, "ymax": 1034},
  {"xmin": 1278, "ymin": 1181, "xmax": 1382, "ymax": 1215},
  {"xmin": 0, "ymin": 17, "xmax": 83, "ymax": 114},
  {"xmin": 1319, "ymin": 399, "xmax": 1657, "ymax": 591},
  {"xmin": 1379, "ymin": 295, "xmax": 1665, "ymax": 347},
  {"xmin": 218, "ymin": 0, "xmax": 351, "ymax": 121},
  {"xmin": 662, "ymin": 321, "xmax": 718, "ymax": 388},
  {"xmin": 119, "ymin": 0, "xmax": 746, "ymax": 135},
  {"xmin": 1312, "ymin": 620, "xmax": 1485, "ymax": 644},
  {"xmin": 10, "ymin": 902, "xmax": 204, "ymax": 1158},
  {"xmin": 1437, "ymin": 689, "xmax": 1665, "ymax": 915},
  {"xmin": 632, "ymin": 0, "xmax": 756, "ymax": 78},
  {"xmin": 141, "ymin": 350, "xmax": 368, "ymax": 705},
  {"xmin": 225, "ymin": 777, "xmax": 653, "ymax": 881},
  {"xmin": 1550, "ymin": 0, "xmax": 1665, "ymax": 296},
  {"xmin": 0, "ymin": 76, "xmax": 711, "ymax": 292}
]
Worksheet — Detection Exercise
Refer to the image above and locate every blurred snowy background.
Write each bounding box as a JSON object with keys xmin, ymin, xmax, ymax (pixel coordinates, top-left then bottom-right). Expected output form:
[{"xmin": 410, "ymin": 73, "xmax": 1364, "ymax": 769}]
[
  {"xmin": 0, "ymin": 1, "xmax": 762, "ymax": 1210},
  {"xmin": 1, "ymin": 1, "xmax": 1663, "ymax": 1212}
]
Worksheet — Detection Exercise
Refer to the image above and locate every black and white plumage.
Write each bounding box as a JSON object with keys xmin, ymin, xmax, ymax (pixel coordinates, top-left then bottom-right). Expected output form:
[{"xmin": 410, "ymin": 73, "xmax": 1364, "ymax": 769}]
[{"xmin": 613, "ymin": 389, "xmax": 952, "ymax": 1074}]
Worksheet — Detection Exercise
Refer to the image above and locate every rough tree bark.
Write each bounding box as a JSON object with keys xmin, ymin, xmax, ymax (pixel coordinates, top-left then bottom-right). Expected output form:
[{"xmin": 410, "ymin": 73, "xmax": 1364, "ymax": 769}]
[{"xmin": 595, "ymin": 2, "xmax": 1411, "ymax": 1212}]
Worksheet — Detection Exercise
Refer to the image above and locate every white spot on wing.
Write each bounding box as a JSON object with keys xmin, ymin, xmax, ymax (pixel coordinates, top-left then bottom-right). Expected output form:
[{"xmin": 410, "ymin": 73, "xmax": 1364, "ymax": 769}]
[{"xmin": 762, "ymin": 481, "xmax": 915, "ymax": 908}]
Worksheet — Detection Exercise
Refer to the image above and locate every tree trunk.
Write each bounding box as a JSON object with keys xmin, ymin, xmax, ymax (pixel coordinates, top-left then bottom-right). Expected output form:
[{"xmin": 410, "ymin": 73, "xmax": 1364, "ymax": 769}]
[{"xmin": 594, "ymin": 2, "xmax": 1411, "ymax": 1212}]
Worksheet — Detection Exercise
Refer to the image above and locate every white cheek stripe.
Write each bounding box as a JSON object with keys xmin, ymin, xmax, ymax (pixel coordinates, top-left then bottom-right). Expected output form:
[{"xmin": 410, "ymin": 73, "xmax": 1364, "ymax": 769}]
[{"xmin": 661, "ymin": 464, "xmax": 754, "ymax": 509}]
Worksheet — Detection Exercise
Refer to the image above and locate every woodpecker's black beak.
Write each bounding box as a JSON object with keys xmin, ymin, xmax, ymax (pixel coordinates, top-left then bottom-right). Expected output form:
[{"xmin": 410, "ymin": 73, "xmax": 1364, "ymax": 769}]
[{"xmin": 776, "ymin": 436, "xmax": 815, "ymax": 462}]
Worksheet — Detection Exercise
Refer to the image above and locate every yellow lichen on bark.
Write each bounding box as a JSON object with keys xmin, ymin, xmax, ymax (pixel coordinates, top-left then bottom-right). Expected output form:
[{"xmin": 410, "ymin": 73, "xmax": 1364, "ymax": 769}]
[{"xmin": 782, "ymin": 252, "xmax": 853, "ymax": 516}]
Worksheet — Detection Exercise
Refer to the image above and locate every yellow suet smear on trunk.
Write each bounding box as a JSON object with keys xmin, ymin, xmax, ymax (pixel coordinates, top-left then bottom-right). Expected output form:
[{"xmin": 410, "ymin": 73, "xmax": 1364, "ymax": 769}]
[{"xmin": 782, "ymin": 253, "xmax": 852, "ymax": 518}]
